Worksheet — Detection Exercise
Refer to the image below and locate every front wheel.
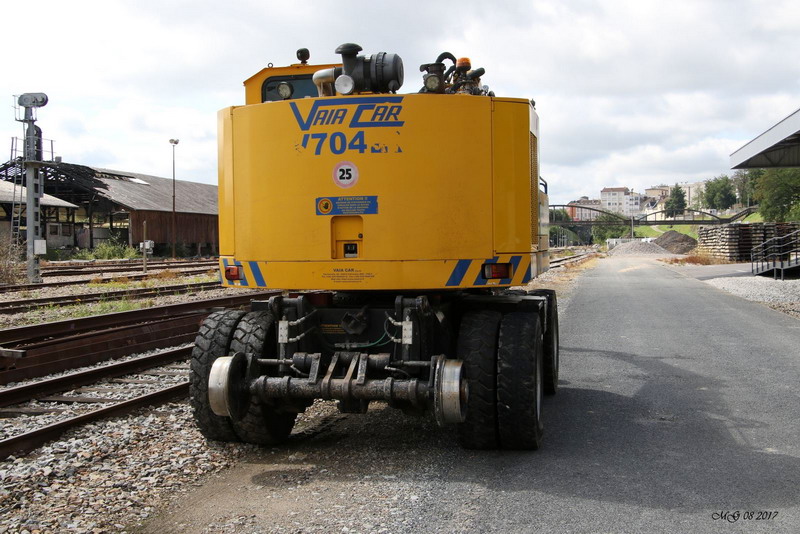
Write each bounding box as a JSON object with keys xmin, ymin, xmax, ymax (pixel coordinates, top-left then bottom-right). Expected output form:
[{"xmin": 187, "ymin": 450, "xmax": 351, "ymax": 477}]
[
  {"xmin": 190, "ymin": 309, "xmax": 245, "ymax": 442},
  {"xmin": 228, "ymin": 311, "xmax": 297, "ymax": 445},
  {"xmin": 456, "ymin": 310, "xmax": 502, "ymax": 450}
]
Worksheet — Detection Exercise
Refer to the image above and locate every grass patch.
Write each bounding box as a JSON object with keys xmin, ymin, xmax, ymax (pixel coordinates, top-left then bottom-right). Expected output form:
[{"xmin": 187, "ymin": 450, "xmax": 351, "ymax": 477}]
[
  {"xmin": 68, "ymin": 299, "xmax": 153, "ymax": 318},
  {"xmin": 634, "ymin": 226, "xmax": 664, "ymax": 238},
  {"xmin": 551, "ymin": 249, "xmax": 576, "ymax": 259},
  {"xmin": 743, "ymin": 212, "xmax": 764, "ymax": 223}
]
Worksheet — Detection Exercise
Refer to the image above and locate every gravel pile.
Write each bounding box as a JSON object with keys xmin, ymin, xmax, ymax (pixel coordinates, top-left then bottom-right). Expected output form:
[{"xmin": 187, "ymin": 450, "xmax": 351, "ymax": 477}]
[
  {"xmin": 608, "ymin": 240, "xmax": 671, "ymax": 256},
  {"xmin": 654, "ymin": 230, "xmax": 697, "ymax": 254}
]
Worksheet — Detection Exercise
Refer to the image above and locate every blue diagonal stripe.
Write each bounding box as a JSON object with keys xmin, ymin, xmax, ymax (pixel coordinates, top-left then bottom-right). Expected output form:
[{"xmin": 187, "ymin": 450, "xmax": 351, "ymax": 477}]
[
  {"xmin": 249, "ymin": 261, "xmax": 266, "ymax": 287},
  {"xmin": 473, "ymin": 256, "xmax": 499, "ymax": 286},
  {"xmin": 221, "ymin": 257, "xmax": 231, "ymax": 286},
  {"xmin": 233, "ymin": 259, "xmax": 249, "ymax": 287},
  {"xmin": 522, "ymin": 262, "xmax": 533, "ymax": 284},
  {"xmin": 445, "ymin": 259, "xmax": 472, "ymax": 287},
  {"xmin": 500, "ymin": 255, "xmax": 522, "ymax": 285}
]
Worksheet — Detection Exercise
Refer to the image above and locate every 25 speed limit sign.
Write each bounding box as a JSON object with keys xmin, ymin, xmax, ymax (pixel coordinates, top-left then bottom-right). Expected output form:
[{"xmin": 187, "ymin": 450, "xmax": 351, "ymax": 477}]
[{"xmin": 332, "ymin": 161, "xmax": 359, "ymax": 188}]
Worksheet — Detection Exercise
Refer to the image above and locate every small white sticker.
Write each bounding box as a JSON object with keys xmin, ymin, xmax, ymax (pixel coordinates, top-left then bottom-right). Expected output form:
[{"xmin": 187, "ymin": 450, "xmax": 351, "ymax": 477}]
[{"xmin": 333, "ymin": 161, "xmax": 359, "ymax": 188}]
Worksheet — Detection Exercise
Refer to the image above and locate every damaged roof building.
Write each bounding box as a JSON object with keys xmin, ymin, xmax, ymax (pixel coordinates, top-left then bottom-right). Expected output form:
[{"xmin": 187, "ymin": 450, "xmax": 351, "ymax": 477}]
[{"xmin": 0, "ymin": 161, "xmax": 218, "ymax": 255}]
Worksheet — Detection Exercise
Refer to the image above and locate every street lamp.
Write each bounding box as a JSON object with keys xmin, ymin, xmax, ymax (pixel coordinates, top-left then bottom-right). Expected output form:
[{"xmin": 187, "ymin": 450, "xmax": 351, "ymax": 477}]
[{"xmin": 169, "ymin": 138, "xmax": 179, "ymax": 259}]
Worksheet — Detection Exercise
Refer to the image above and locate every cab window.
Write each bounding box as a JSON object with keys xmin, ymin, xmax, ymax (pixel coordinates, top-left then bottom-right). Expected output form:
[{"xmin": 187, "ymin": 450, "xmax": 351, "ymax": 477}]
[{"xmin": 262, "ymin": 75, "xmax": 317, "ymax": 102}]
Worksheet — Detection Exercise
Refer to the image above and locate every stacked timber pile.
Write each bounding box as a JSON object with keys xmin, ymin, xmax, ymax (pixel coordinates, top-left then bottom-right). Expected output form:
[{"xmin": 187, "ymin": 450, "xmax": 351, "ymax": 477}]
[
  {"xmin": 654, "ymin": 231, "xmax": 697, "ymax": 254},
  {"xmin": 697, "ymin": 222, "xmax": 800, "ymax": 261}
]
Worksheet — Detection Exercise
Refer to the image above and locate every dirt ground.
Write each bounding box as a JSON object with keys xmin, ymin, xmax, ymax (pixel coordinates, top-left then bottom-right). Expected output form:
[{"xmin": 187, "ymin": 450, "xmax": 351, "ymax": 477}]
[{"xmin": 135, "ymin": 256, "xmax": 599, "ymax": 533}]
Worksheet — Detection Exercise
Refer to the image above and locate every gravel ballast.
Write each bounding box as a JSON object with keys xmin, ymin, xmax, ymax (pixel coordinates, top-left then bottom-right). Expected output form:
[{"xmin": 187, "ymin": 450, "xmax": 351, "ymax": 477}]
[
  {"xmin": 608, "ymin": 240, "xmax": 671, "ymax": 256},
  {"xmin": 0, "ymin": 255, "xmax": 596, "ymax": 533},
  {"xmin": 704, "ymin": 275, "xmax": 800, "ymax": 319}
]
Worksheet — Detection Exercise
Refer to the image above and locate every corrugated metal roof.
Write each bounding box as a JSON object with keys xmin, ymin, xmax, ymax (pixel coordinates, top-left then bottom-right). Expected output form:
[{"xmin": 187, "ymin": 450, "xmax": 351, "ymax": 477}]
[
  {"xmin": 731, "ymin": 106, "xmax": 800, "ymax": 169},
  {"xmin": 66, "ymin": 165, "xmax": 217, "ymax": 215},
  {"xmin": 0, "ymin": 180, "xmax": 78, "ymax": 208}
]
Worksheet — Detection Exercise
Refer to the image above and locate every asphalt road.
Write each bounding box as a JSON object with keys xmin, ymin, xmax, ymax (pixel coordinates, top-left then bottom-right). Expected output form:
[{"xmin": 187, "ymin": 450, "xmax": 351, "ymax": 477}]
[{"xmin": 145, "ymin": 255, "xmax": 800, "ymax": 533}]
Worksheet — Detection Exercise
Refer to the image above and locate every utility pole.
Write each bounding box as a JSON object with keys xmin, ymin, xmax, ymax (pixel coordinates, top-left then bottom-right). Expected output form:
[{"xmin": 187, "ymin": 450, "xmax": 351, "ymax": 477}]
[
  {"xmin": 169, "ymin": 138, "xmax": 179, "ymax": 259},
  {"xmin": 17, "ymin": 93, "xmax": 48, "ymax": 283}
]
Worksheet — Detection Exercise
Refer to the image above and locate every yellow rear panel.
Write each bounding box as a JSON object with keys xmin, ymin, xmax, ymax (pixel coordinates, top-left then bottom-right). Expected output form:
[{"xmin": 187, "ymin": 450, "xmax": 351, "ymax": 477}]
[{"xmin": 219, "ymin": 93, "xmax": 541, "ymax": 290}]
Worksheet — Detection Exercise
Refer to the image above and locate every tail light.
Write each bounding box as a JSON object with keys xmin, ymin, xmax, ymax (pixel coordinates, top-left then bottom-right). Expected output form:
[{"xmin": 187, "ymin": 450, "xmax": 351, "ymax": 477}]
[
  {"xmin": 224, "ymin": 266, "xmax": 243, "ymax": 281},
  {"xmin": 482, "ymin": 263, "xmax": 511, "ymax": 280}
]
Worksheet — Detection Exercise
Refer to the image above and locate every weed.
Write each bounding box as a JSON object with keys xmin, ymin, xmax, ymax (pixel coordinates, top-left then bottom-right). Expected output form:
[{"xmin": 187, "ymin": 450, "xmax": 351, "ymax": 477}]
[
  {"xmin": 663, "ymin": 254, "xmax": 732, "ymax": 265},
  {"xmin": 154, "ymin": 269, "xmax": 178, "ymax": 280},
  {"xmin": 0, "ymin": 241, "xmax": 23, "ymax": 285}
]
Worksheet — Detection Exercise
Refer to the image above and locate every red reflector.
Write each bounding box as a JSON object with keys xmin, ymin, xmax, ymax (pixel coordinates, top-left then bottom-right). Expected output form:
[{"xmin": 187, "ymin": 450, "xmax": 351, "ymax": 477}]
[
  {"xmin": 482, "ymin": 263, "xmax": 511, "ymax": 279},
  {"xmin": 224, "ymin": 266, "xmax": 242, "ymax": 281}
]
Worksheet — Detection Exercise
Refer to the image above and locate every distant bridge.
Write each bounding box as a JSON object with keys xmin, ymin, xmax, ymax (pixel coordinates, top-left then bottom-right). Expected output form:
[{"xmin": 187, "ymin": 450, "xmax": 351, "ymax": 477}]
[{"xmin": 549, "ymin": 205, "xmax": 757, "ymax": 226}]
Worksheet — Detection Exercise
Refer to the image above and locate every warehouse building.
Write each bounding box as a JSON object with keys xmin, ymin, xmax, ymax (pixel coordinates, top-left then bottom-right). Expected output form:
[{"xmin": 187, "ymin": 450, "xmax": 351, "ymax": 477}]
[{"xmin": 0, "ymin": 161, "xmax": 218, "ymax": 255}]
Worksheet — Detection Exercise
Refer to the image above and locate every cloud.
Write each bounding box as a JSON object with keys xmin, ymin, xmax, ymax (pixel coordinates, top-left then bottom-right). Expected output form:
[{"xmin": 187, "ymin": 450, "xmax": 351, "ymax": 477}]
[{"xmin": 1, "ymin": 0, "xmax": 799, "ymax": 207}]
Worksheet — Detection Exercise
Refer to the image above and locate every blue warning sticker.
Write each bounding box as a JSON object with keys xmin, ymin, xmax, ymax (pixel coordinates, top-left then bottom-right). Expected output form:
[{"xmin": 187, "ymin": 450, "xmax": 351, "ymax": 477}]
[{"xmin": 316, "ymin": 196, "xmax": 378, "ymax": 216}]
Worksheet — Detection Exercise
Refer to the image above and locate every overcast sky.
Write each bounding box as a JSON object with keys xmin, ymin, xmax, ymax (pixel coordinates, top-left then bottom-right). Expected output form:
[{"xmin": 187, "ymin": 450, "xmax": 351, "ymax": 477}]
[{"xmin": 2, "ymin": 0, "xmax": 798, "ymax": 205}]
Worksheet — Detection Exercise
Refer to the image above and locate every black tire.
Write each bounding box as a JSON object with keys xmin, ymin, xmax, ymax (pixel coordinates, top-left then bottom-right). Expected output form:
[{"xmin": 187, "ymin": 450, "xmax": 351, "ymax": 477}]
[
  {"xmin": 456, "ymin": 310, "xmax": 502, "ymax": 450},
  {"xmin": 190, "ymin": 309, "xmax": 245, "ymax": 442},
  {"xmin": 497, "ymin": 312, "xmax": 544, "ymax": 450},
  {"xmin": 228, "ymin": 311, "xmax": 297, "ymax": 445},
  {"xmin": 529, "ymin": 289, "xmax": 559, "ymax": 395}
]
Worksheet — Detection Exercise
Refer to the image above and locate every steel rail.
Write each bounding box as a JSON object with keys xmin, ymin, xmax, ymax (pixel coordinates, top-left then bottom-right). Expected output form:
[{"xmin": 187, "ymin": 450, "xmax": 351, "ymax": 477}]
[
  {"xmin": 38, "ymin": 259, "xmax": 217, "ymax": 274},
  {"xmin": 0, "ymin": 320, "xmax": 199, "ymax": 384},
  {"xmin": 38, "ymin": 262, "xmax": 217, "ymax": 278},
  {"xmin": 549, "ymin": 252, "xmax": 592, "ymax": 267},
  {"xmin": 0, "ymin": 290, "xmax": 280, "ymax": 346},
  {"xmin": 0, "ymin": 347, "xmax": 191, "ymax": 408},
  {"xmin": 0, "ymin": 382, "xmax": 188, "ymax": 461},
  {"xmin": 0, "ymin": 268, "xmax": 215, "ymax": 294},
  {"xmin": 40, "ymin": 258, "xmax": 216, "ymax": 269},
  {"xmin": 0, "ymin": 281, "xmax": 222, "ymax": 314}
]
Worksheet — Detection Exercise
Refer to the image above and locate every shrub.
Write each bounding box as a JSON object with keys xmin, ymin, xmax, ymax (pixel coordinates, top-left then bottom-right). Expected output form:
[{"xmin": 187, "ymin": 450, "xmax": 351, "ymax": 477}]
[{"xmin": 0, "ymin": 241, "xmax": 23, "ymax": 285}]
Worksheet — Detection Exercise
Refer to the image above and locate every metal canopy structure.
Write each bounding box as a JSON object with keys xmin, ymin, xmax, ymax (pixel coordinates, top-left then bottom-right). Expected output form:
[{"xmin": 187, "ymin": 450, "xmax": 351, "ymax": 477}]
[{"xmin": 730, "ymin": 106, "xmax": 800, "ymax": 169}]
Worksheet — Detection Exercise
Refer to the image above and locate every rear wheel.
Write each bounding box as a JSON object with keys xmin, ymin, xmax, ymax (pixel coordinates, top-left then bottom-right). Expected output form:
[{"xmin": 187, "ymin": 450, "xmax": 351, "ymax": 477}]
[
  {"xmin": 228, "ymin": 311, "xmax": 297, "ymax": 445},
  {"xmin": 190, "ymin": 309, "xmax": 245, "ymax": 442},
  {"xmin": 529, "ymin": 289, "xmax": 559, "ymax": 395},
  {"xmin": 456, "ymin": 310, "xmax": 502, "ymax": 450},
  {"xmin": 496, "ymin": 312, "xmax": 544, "ymax": 450}
]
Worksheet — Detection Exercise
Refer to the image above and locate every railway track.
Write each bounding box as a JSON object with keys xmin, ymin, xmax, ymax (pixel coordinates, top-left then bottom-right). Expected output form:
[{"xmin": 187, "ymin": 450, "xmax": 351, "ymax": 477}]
[
  {"xmin": 0, "ymin": 267, "xmax": 216, "ymax": 294},
  {"xmin": 0, "ymin": 347, "xmax": 191, "ymax": 460},
  {"xmin": 0, "ymin": 281, "xmax": 222, "ymax": 314},
  {"xmin": 549, "ymin": 251, "xmax": 594, "ymax": 268},
  {"xmin": 0, "ymin": 290, "xmax": 280, "ymax": 384},
  {"xmin": 37, "ymin": 259, "xmax": 217, "ymax": 278}
]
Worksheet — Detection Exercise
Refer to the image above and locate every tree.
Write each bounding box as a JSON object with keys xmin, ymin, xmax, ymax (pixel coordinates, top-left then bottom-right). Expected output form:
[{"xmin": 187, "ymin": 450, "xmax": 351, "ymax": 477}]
[
  {"xmin": 550, "ymin": 208, "xmax": 571, "ymax": 223},
  {"xmin": 731, "ymin": 169, "xmax": 762, "ymax": 207},
  {"xmin": 664, "ymin": 184, "xmax": 687, "ymax": 218},
  {"xmin": 591, "ymin": 213, "xmax": 629, "ymax": 242},
  {"xmin": 755, "ymin": 168, "xmax": 800, "ymax": 222},
  {"xmin": 702, "ymin": 175, "xmax": 737, "ymax": 210}
]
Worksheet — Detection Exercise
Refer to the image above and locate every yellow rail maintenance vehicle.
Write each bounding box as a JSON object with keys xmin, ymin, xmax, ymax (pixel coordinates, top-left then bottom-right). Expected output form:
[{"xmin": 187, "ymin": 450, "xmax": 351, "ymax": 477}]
[{"xmin": 192, "ymin": 44, "xmax": 559, "ymax": 450}]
